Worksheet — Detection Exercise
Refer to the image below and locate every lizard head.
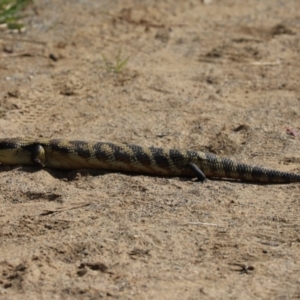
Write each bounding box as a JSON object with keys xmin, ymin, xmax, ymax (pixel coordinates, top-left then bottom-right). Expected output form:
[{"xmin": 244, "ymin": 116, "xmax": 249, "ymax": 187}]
[{"xmin": 0, "ymin": 138, "xmax": 32, "ymax": 165}]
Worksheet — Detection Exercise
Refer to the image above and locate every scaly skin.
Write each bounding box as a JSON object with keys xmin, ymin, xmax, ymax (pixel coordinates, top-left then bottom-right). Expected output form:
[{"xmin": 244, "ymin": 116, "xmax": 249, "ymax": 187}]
[{"xmin": 0, "ymin": 137, "xmax": 299, "ymax": 183}]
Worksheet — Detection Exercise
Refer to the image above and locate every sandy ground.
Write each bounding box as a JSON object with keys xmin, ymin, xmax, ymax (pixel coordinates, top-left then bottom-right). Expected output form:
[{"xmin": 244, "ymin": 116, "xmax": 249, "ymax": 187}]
[{"xmin": 0, "ymin": 0, "xmax": 300, "ymax": 299}]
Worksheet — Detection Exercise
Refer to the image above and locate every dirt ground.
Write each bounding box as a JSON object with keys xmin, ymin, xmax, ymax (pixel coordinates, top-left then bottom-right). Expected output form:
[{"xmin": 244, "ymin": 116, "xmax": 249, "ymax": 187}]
[{"xmin": 0, "ymin": 0, "xmax": 300, "ymax": 299}]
